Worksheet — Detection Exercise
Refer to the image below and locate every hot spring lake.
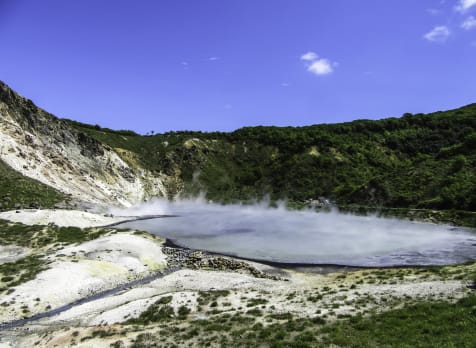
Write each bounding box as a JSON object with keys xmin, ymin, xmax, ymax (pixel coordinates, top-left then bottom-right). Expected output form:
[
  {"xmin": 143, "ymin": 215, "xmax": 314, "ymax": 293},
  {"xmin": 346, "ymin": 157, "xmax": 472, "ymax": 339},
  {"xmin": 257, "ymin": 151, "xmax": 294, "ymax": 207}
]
[{"xmin": 117, "ymin": 201, "xmax": 476, "ymax": 267}]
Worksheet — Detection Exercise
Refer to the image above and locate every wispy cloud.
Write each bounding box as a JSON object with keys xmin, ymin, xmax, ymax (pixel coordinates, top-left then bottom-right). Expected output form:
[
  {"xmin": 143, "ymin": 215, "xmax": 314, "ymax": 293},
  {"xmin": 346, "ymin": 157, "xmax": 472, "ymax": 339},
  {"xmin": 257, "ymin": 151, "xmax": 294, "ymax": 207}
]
[
  {"xmin": 462, "ymin": 15, "xmax": 476, "ymax": 29},
  {"xmin": 423, "ymin": 25, "xmax": 450, "ymax": 42},
  {"xmin": 455, "ymin": 0, "xmax": 476, "ymax": 12},
  {"xmin": 300, "ymin": 52, "xmax": 318, "ymax": 61},
  {"xmin": 300, "ymin": 51, "xmax": 336, "ymax": 76},
  {"xmin": 207, "ymin": 57, "xmax": 220, "ymax": 61}
]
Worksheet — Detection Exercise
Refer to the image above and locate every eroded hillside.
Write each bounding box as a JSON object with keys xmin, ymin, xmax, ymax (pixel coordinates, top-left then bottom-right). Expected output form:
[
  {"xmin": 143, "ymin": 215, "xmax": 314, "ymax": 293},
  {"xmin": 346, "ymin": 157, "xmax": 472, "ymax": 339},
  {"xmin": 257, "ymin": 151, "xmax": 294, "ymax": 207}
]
[{"xmin": 0, "ymin": 81, "xmax": 173, "ymax": 207}]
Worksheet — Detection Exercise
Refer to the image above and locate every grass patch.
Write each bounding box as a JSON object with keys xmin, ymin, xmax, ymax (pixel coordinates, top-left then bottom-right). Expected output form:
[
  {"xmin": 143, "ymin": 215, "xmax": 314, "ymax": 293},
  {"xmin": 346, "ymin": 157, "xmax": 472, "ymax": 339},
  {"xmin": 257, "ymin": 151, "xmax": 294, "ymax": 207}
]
[
  {"xmin": 246, "ymin": 297, "xmax": 268, "ymax": 307},
  {"xmin": 126, "ymin": 295, "xmax": 192, "ymax": 325},
  {"xmin": 0, "ymin": 255, "xmax": 47, "ymax": 290},
  {"xmin": 0, "ymin": 219, "xmax": 114, "ymax": 248},
  {"xmin": 197, "ymin": 290, "xmax": 230, "ymax": 306},
  {"xmin": 126, "ymin": 303, "xmax": 175, "ymax": 325},
  {"xmin": 320, "ymin": 294, "xmax": 476, "ymax": 347},
  {"xmin": 0, "ymin": 159, "xmax": 66, "ymax": 211},
  {"xmin": 126, "ymin": 293, "xmax": 476, "ymax": 347}
]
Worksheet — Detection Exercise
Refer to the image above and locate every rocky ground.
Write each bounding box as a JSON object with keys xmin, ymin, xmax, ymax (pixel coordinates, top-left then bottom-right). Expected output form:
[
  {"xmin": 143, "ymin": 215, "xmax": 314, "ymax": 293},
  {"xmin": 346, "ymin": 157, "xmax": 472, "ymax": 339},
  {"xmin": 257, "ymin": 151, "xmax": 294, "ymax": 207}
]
[{"xmin": 0, "ymin": 209, "xmax": 475, "ymax": 347}]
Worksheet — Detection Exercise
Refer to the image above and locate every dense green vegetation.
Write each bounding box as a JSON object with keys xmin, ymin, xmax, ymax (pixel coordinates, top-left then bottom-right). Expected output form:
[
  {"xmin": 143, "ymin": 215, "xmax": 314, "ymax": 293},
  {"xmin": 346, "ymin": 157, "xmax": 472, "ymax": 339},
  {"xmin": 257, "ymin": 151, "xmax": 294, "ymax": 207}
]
[
  {"xmin": 68, "ymin": 104, "xmax": 476, "ymax": 212},
  {"xmin": 0, "ymin": 159, "xmax": 66, "ymax": 211},
  {"xmin": 339, "ymin": 206, "xmax": 476, "ymax": 229},
  {"xmin": 320, "ymin": 294, "xmax": 476, "ymax": 348},
  {"xmin": 128, "ymin": 293, "xmax": 476, "ymax": 348}
]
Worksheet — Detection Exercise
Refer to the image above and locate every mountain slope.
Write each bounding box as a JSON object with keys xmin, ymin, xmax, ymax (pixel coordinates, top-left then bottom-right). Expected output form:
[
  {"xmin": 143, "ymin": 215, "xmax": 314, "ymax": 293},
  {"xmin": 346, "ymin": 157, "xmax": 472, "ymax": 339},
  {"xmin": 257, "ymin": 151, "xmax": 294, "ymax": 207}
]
[
  {"xmin": 0, "ymin": 158, "xmax": 66, "ymax": 210},
  {"xmin": 71, "ymin": 105, "xmax": 476, "ymax": 211},
  {"xmin": 1, "ymin": 80, "xmax": 475, "ymax": 211},
  {"xmin": 0, "ymin": 81, "xmax": 171, "ymax": 207}
]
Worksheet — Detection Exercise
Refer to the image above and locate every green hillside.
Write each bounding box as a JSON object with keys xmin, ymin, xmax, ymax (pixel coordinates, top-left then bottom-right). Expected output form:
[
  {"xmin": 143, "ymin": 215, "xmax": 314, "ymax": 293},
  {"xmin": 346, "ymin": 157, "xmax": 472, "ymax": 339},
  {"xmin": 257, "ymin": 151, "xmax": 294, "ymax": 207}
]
[
  {"xmin": 0, "ymin": 159, "xmax": 66, "ymax": 210},
  {"xmin": 67, "ymin": 103, "xmax": 476, "ymax": 211}
]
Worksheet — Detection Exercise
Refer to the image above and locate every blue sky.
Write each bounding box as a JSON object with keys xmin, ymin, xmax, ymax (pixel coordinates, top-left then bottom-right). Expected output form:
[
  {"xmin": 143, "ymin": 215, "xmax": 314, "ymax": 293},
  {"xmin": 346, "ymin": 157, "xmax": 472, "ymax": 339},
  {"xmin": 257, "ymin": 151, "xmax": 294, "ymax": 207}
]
[{"xmin": 0, "ymin": 0, "xmax": 475, "ymax": 133}]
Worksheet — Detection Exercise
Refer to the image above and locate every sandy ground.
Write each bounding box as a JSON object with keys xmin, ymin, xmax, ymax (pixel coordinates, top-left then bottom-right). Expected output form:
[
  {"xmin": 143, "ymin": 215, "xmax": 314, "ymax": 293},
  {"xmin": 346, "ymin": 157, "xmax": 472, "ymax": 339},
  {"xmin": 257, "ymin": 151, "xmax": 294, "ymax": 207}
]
[
  {"xmin": 0, "ymin": 209, "xmax": 127, "ymax": 228},
  {"xmin": 32, "ymin": 268, "xmax": 469, "ymax": 329},
  {"xmin": 37, "ymin": 269, "xmax": 284, "ymax": 327},
  {"xmin": 0, "ymin": 232, "xmax": 167, "ymax": 323},
  {"xmin": 0, "ymin": 245, "xmax": 31, "ymax": 264}
]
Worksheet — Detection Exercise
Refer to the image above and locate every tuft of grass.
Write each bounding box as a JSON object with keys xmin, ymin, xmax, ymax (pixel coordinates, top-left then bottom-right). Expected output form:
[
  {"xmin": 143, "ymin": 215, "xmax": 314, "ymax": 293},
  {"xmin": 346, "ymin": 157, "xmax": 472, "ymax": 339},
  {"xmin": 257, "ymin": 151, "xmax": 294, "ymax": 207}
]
[
  {"xmin": 246, "ymin": 297, "xmax": 268, "ymax": 307},
  {"xmin": 177, "ymin": 305, "xmax": 191, "ymax": 319},
  {"xmin": 126, "ymin": 303, "xmax": 175, "ymax": 325},
  {"xmin": 197, "ymin": 290, "xmax": 230, "ymax": 306}
]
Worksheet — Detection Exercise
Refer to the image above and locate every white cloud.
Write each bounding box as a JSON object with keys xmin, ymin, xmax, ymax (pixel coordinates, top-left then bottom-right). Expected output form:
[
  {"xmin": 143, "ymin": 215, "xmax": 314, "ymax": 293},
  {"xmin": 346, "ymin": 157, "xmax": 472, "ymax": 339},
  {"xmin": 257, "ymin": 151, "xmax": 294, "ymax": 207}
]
[
  {"xmin": 455, "ymin": 0, "xmax": 476, "ymax": 12},
  {"xmin": 300, "ymin": 52, "xmax": 336, "ymax": 76},
  {"xmin": 308, "ymin": 59, "xmax": 334, "ymax": 75},
  {"xmin": 423, "ymin": 25, "xmax": 450, "ymax": 42},
  {"xmin": 462, "ymin": 15, "xmax": 476, "ymax": 29},
  {"xmin": 208, "ymin": 57, "xmax": 219, "ymax": 61},
  {"xmin": 300, "ymin": 52, "xmax": 318, "ymax": 61}
]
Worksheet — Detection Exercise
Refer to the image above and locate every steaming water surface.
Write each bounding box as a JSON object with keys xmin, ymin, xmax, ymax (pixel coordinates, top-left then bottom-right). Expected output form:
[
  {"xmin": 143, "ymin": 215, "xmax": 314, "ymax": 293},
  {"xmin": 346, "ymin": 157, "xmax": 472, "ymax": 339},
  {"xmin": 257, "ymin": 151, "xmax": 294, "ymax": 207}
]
[{"xmin": 117, "ymin": 201, "xmax": 476, "ymax": 267}]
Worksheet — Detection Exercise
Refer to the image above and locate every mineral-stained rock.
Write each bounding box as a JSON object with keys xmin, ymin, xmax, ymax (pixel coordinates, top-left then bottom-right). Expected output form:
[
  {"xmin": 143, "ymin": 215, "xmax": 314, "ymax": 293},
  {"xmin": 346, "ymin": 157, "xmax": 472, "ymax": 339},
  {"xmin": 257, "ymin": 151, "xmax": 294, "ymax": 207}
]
[{"xmin": 0, "ymin": 80, "xmax": 176, "ymax": 207}]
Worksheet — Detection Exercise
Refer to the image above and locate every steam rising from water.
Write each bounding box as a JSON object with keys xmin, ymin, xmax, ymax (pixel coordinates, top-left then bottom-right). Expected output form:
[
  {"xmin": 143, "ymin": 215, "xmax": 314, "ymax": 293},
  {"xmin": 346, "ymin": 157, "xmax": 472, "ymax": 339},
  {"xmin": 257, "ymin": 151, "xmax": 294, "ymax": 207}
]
[{"xmin": 114, "ymin": 198, "xmax": 476, "ymax": 267}]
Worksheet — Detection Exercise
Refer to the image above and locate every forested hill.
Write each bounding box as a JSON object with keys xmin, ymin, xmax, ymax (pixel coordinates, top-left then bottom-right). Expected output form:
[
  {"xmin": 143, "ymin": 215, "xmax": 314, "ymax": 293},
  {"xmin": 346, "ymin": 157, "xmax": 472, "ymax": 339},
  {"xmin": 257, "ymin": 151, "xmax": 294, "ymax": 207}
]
[{"xmin": 67, "ymin": 103, "xmax": 476, "ymax": 211}]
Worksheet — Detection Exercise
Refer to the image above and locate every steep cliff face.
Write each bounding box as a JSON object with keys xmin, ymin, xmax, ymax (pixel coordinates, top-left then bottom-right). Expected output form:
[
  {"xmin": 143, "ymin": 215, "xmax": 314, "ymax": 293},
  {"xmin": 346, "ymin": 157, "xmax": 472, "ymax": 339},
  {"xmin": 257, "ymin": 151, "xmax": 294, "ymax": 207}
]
[{"xmin": 0, "ymin": 81, "xmax": 168, "ymax": 207}]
